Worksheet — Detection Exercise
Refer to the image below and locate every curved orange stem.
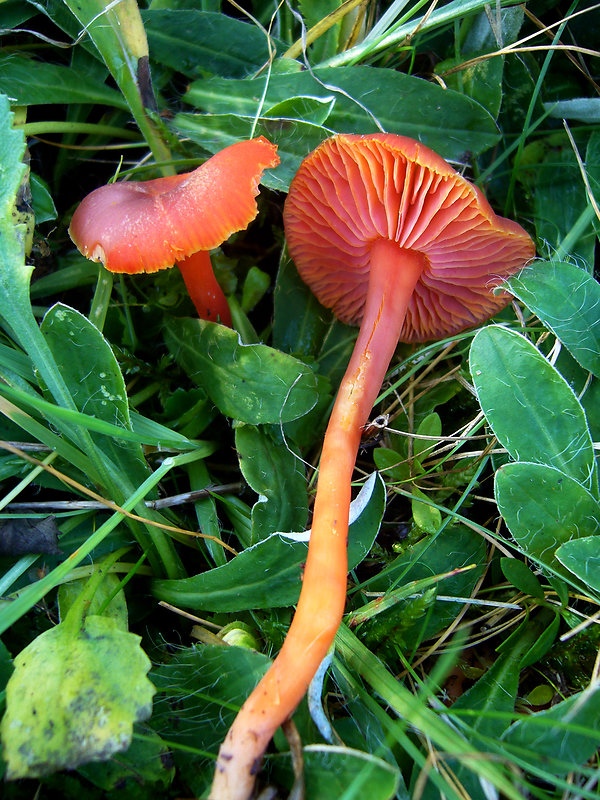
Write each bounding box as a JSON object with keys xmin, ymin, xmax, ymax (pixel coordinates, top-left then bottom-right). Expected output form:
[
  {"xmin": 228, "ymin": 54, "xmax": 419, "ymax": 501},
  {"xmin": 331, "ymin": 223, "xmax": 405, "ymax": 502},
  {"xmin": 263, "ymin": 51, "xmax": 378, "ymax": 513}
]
[
  {"xmin": 177, "ymin": 250, "xmax": 232, "ymax": 326},
  {"xmin": 210, "ymin": 242, "xmax": 426, "ymax": 800}
]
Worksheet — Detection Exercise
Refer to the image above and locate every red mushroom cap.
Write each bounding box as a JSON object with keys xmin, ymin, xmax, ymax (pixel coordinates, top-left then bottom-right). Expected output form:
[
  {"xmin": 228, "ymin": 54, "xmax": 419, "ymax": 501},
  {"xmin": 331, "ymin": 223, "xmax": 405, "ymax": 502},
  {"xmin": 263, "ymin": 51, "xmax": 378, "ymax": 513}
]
[
  {"xmin": 284, "ymin": 133, "xmax": 535, "ymax": 342},
  {"xmin": 69, "ymin": 137, "xmax": 280, "ymax": 274}
]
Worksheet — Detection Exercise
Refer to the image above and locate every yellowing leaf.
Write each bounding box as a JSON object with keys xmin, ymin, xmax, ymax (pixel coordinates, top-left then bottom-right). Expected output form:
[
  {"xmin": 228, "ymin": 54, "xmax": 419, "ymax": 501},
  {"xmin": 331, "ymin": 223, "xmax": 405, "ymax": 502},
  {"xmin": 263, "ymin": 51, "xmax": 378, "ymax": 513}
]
[{"xmin": 1, "ymin": 614, "xmax": 155, "ymax": 779}]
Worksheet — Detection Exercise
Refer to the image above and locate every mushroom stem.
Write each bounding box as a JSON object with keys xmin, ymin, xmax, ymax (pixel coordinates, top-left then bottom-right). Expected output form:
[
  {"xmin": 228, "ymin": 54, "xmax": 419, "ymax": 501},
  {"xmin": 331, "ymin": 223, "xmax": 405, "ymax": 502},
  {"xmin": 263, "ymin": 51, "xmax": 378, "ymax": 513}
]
[
  {"xmin": 176, "ymin": 250, "xmax": 232, "ymax": 326},
  {"xmin": 210, "ymin": 240, "xmax": 426, "ymax": 800}
]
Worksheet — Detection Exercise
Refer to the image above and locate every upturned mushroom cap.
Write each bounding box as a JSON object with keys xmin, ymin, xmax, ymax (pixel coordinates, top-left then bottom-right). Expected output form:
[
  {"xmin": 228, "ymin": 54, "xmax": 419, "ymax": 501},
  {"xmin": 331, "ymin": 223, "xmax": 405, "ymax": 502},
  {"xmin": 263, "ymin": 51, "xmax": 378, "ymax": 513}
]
[
  {"xmin": 284, "ymin": 133, "xmax": 535, "ymax": 342},
  {"xmin": 69, "ymin": 137, "xmax": 279, "ymax": 273}
]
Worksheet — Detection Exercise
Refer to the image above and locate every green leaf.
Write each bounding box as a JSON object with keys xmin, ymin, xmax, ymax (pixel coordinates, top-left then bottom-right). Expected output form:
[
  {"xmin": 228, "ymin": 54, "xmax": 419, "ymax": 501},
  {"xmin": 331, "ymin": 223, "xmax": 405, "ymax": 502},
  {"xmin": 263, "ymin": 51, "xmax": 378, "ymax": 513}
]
[
  {"xmin": 438, "ymin": 54, "xmax": 504, "ymax": 120},
  {"xmin": 470, "ymin": 325, "xmax": 597, "ymax": 495},
  {"xmin": 184, "ymin": 66, "xmax": 500, "ymax": 161},
  {"xmin": 500, "ymin": 557, "xmax": 545, "ymax": 599},
  {"xmin": 153, "ymin": 473, "xmax": 385, "ymax": 611},
  {"xmin": 501, "ymin": 686, "xmax": 600, "ymax": 775},
  {"xmin": 0, "ymin": 96, "xmax": 78, "ymax": 415},
  {"xmin": 411, "ymin": 486, "xmax": 441, "ymax": 534},
  {"xmin": 30, "ymin": 172, "xmax": 57, "ymax": 223},
  {"xmin": 41, "ymin": 303, "xmax": 150, "ymax": 487},
  {"xmin": 373, "ymin": 447, "xmax": 411, "ymax": 482},
  {"xmin": 235, "ymin": 424, "xmax": 308, "ymax": 544},
  {"xmin": 495, "ymin": 462, "xmax": 600, "ymax": 570},
  {"xmin": 144, "ymin": 10, "xmax": 284, "ymax": 78},
  {"xmin": 151, "ymin": 645, "xmax": 271, "ymax": 796},
  {"xmin": 264, "ymin": 95, "xmax": 337, "ymax": 125},
  {"xmin": 555, "ymin": 536, "xmax": 600, "ymax": 594},
  {"xmin": 0, "ymin": 615, "xmax": 155, "ymax": 779},
  {"xmin": 0, "ymin": 95, "xmax": 26, "ymax": 218},
  {"xmin": 0, "ymin": 54, "xmax": 128, "ymax": 109},
  {"xmin": 164, "ymin": 317, "xmax": 318, "ymax": 424},
  {"xmin": 506, "ymin": 261, "xmax": 600, "ymax": 378},
  {"xmin": 413, "ymin": 412, "xmax": 441, "ymax": 461},
  {"xmin": 544, "ymin": 98, "xmax": 600, "ymax": 123},
  {"xmin": 270, "ymin": 745, "xmax": 400, "ymax": 800}
]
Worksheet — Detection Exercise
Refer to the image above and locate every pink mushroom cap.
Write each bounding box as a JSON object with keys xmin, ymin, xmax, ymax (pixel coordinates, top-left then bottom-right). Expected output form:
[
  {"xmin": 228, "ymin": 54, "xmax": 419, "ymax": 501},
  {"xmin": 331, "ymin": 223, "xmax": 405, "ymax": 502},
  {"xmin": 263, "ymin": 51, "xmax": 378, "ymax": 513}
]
[{"xmin": 69, "ymin": 137, "xmax": 280, "ymax": 274}]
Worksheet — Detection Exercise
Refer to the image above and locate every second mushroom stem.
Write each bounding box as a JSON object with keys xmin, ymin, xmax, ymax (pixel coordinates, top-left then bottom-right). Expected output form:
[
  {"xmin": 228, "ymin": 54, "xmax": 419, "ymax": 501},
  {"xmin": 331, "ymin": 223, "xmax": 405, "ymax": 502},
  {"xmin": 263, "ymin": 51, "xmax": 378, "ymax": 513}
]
[
  {"xmin": 211, "ymin": 240, "xmax": 426, "ymax": 800},
  {"xmin": 177, "ymin": 250, "xmax": 232, "ymax": 326}
]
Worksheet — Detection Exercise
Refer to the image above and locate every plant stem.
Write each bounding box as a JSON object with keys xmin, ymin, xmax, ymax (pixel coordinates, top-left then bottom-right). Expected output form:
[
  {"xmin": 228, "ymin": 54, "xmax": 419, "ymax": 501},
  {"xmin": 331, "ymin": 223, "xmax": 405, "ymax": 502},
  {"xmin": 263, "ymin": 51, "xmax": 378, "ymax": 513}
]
[{"xmin": 211, "ymin": 242, "xmax": 426, "ymax": 800}]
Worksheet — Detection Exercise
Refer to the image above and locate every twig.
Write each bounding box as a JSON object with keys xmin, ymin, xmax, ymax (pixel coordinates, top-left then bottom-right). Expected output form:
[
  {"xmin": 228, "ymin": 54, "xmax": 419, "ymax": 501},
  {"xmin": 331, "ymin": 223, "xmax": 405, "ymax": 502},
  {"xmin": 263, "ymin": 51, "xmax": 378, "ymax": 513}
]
[{"xmin": 4, "ymin": 483, "xmax": 244, "ymax": 512}]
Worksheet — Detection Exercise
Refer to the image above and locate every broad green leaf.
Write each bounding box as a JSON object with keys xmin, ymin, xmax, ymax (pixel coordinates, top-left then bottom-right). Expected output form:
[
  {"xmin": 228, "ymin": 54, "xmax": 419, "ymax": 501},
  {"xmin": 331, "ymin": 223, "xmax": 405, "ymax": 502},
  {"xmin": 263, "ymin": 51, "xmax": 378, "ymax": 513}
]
[
  {"xmin": 144, "ymin": 10, "xmax": 284, "ymax": 78},
  {"xmin": 373, "ymin": 447, "xmax": 411, "ymax": 482},
  {"xmin": 470, "ymin": 325, "xmax": 597, "ymax": 495},
  {"xmin": 264, "ymin": 95, "xmax": 336, "ymax": 125},
  {"xmin": 500, "ymin": 557, "xmax": 544, "ymax": 599},
  {"xmin": 495, "ymin": 462, "xmax": 600, "ymax": 569},
  {"xmin": 172, "ymin": 111, "xmax": 331, "ymax": 192},
  {"xmin": 235, "ymin": 424, "xmax": 308, "ymax": 544},
  {"xmin": 0, "ymin": 0, "xmax": 34, "ymax": 28},
  {"xmin": 270, "ymin": 745, "xmax": 400, "ymax": 800},
  {"xmin": 153, "ymin": 473, "xmax": 385, "ymax": 611},
  {"xmin": 507, "ymin": 261, "xmax": 600, "ymax": 377},
  {"xmin": 150, "ymin": 645, "xmax": 271, "ymax": 796},
  {"xmin": 501, "ymin": 686, "xmax": 600, "ymax": 775},
  {"xmin": 164, "ymin": 317, "xmax": 318, "ymax": 424},
  {"xmin": 184, "ymin": 66, "xmax": 500, "ymax": 160},
  {"xmin": 438, "ymin": 54, "xmax": 504, "ymax": 120},
  {"xmin": 555, "ymin": 536, "xmax": 600, "ymax": 593},
  {"xmin": 0, "ymin": 614, "xmax": 155, "ymax": 779},
  {"xmin": 0, "ymin": 54, "xmax": 128, "ymax": 109},
  {"xmin": 41, "ymin": 303, "xmax": 150, "ymax": 487}
]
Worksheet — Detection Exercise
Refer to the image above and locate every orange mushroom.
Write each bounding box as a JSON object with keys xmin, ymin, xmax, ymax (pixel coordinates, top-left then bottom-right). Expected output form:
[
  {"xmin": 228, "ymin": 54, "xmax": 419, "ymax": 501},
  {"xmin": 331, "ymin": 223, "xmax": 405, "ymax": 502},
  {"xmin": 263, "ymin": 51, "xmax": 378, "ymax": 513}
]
[
  {"xmin": 211, "ymin": 133, "xmax": 535, "ymax": 799},
  {"xmin": 69, "ymin": 137, "xmax": 280, "ymax": 326}
]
